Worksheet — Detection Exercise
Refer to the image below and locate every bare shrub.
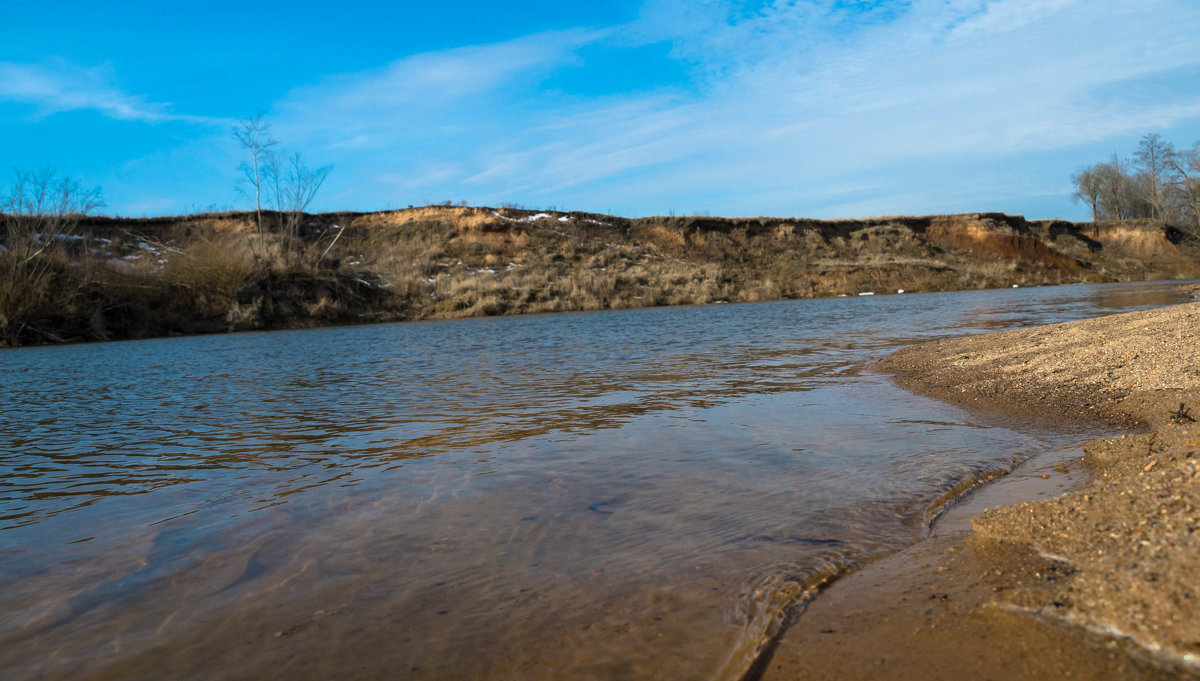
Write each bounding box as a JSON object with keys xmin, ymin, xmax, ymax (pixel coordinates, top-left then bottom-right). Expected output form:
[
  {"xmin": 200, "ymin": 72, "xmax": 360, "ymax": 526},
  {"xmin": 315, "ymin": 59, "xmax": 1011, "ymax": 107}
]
[
  {"xmin": 161, "ymin": 233, "xmax": 259, "ymax": 314},
  {"xmin": 0, "ymin": 170, "xmax": 103, "ymax": 345}
]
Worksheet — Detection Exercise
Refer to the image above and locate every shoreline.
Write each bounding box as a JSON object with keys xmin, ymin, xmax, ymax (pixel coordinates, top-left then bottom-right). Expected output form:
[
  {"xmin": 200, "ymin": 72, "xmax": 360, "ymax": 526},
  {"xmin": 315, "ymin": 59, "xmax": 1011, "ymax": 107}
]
[
  {"xmin": 763, "ymin": 301, "xmax": 1200, "ymax": 679},
  {"xmin": 4, "ymin": 206, "xmax": 1198, "ymax": 349},
  {"xmin": 5, "ymin": 278, "xmax": 1196, "ymax": 353}
]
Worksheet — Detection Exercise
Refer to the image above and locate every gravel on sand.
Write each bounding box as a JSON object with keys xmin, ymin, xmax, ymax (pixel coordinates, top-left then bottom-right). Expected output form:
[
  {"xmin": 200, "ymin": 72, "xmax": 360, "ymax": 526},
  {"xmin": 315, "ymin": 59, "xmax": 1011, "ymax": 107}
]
[{"xmin": 765, "ymin": 301, "xmax": 1200, "ymax": 680}]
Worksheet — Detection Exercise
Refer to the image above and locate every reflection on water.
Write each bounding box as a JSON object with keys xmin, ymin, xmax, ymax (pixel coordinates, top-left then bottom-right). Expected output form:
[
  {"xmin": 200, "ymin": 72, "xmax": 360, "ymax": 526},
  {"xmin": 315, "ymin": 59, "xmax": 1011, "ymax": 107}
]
[{"xmin": 0, "ymin": 280, "xmax": 1193, "ymax": 680}]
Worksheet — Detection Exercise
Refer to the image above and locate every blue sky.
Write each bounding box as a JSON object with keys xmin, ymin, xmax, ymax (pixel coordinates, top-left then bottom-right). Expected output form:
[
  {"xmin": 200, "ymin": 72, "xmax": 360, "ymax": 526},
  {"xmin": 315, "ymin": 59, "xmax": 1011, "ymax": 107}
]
[{"xmin": 3, "ymin": 0, "xmax": 1199, "ymax": 219}]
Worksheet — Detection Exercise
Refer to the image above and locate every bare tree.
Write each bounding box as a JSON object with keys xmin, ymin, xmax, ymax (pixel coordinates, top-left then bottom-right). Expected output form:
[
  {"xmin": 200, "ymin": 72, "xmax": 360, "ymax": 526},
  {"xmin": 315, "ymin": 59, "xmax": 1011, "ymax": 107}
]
[
  {"xmin": 234, "ymin": 115, "xmax": 278, "ymax": 246},
  {"xmin": 1072, "ymin": 166, "xmax": 1102, "ymax": 221},
  {"xmin": 235, "ymin": 115, "xmax": 332, "ymax": 262},
  {"xmin": 282, "ymin": 151, "xmax": 330, "ymax": 250},
  {"xmin": 1074, "ymin": 133, "xmax": 1200, "ymax": 232},
  {"xmin": 1094, "ymin": 155, "xmax": 1133, "ymax": 220},
  {"xmin": 1133, "ymin": 133, "xmax": 1174, "ymax": 222},
  {"xmin": 263, "ymin": 151, "xmax": 331, "ymax": 256},
  {"xmin": 1169, "ymin": 143, "xmax": 1200, "ymax": 238}
]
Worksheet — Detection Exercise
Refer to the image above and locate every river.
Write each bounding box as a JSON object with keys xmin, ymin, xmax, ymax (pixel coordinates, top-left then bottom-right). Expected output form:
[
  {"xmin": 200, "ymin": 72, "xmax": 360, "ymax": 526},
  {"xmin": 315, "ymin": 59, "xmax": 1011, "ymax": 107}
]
[{"xmin": 0, "ymin": 281, "xmax": 1192, "ymax": 680}]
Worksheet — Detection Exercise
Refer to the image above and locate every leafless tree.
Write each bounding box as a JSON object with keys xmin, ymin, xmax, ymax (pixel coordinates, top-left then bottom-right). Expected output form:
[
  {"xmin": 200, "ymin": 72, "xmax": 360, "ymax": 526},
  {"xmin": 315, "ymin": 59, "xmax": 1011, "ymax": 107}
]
[
  {"xmin": 234, "ymin": 115, "xmax": 278, "ymax": 246},
  {"xmin": 1073, "ymin": 133, "xmax": 1200, "ymax": 234},
  {"xmin": 1094, "ymin": 155, "xmax": 1133, "ymax": 220},
  {"xmin": 1133, "ymin": 133, "xmax": 1174, "ymax": 222},
  {"xmin": 1169, "ymin": 144, "xmax": 1200, "ymax": 238},
  {"xmin": 263, "ymin": 150, "xmax": 331, "ymax": 256},
  {"xmin": 235, "ymin": 115, "xmax": 332, "ymax": 261},
  {"xmin": 1072, "ymin": 167, "xmax": 1102, "ymax": 221}
]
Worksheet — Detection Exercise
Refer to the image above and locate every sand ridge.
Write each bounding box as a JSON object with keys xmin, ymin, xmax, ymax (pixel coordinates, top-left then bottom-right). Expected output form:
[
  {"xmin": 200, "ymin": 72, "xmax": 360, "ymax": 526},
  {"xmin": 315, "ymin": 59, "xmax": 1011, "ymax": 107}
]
[
  {"xmin": 765, "ymin": 300, "xmax": 1200, "ymax": 680},
  {"xmin": 878, "ymin": 300, "xmax": 1200, "ymax": 428}
]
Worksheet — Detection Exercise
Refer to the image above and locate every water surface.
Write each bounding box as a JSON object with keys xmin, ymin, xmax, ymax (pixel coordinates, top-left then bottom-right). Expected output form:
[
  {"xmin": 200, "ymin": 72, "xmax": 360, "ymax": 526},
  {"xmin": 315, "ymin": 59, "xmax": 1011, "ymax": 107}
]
[{"xmin": 0, "ymin": 281, "xmax": 1191, "ymax": 680}]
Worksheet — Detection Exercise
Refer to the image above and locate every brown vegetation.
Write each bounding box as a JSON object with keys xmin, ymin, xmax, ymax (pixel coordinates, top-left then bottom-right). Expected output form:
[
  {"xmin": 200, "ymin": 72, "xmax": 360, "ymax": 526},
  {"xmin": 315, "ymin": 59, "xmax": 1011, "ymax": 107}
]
[{"xmin": 1, "ymin": 205, "xmax": 1198, "ymax": 347}]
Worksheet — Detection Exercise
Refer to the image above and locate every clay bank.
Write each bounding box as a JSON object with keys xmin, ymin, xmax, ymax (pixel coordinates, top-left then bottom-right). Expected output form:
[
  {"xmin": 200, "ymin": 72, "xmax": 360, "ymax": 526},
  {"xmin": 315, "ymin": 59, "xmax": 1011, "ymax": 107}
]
[{"xmin": 3, "ymin": 206, "xmax": 1198, "ymax": 347}]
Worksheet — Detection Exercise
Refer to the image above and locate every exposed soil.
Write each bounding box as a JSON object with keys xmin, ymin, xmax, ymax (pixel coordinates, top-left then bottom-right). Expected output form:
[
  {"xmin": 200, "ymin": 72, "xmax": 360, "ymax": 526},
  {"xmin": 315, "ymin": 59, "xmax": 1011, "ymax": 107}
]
[
  {"xmin": 764, "ymin": 302, "xmax": 1200, "ymax": 679},
  {"xmin": 3, "ymin": 207, "xmax": 1198, "ymax": 347}
]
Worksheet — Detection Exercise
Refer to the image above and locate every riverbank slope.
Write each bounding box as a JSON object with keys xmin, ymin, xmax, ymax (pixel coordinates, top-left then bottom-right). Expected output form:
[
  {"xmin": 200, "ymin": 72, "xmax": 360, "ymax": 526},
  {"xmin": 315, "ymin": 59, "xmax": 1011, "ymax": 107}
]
[
  {"xmin": 765, "ymin": 301, "xmax": 1200, "ymax": 679},
  {"xmin": 3, "ymin": 206, "xmax": 1198, "ymax": 347}
]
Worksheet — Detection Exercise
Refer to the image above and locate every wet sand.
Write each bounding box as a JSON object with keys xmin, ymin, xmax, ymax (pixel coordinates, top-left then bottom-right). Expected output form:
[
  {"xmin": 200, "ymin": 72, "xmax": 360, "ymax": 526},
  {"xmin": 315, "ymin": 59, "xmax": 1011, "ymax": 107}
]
[{"xmin": 765, "ymin": 300, "xmax": 1200, "ymax": 680}]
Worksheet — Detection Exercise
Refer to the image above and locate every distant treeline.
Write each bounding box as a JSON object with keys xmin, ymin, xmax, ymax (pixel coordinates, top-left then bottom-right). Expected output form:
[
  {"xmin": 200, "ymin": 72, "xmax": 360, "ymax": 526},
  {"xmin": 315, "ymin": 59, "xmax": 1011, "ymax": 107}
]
[{"xmin": 1073, "ymin": 133, "xmax": 1200, "ymax": 235}]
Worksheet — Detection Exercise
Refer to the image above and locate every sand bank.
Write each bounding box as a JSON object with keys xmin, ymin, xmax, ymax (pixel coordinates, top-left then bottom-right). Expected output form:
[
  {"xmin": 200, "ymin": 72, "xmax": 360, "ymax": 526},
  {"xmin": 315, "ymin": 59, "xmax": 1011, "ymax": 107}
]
[{"xmin": 763, "ymin": 301, "xmax": 1200, "ymax": 680}]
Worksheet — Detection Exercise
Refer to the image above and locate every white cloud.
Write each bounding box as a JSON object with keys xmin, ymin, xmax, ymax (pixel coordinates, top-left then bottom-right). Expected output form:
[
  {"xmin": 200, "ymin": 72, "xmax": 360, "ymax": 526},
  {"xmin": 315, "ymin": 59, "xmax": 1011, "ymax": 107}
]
[
  {"xmin": 273, "ymin": 28, "xmax": 608, "ymax": 149},
  {"xmin": 0, "ymin": 60, "xmax": 221, "ymax": 124},
  {"xmin": 271, "ymin": 0, "xmax": 1200, "ymax": 217},
  {"xmin": 947, "ymin": 0, "xmax": 1077, "ymax": 38}
]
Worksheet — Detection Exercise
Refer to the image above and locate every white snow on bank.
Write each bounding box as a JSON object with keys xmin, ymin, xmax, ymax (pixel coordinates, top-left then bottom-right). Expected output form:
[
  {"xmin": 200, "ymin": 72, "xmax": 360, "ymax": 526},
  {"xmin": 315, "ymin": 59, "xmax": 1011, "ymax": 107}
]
[{"xmin": 490, "ymin": 210, "xmax": 568, "ymax": 224}]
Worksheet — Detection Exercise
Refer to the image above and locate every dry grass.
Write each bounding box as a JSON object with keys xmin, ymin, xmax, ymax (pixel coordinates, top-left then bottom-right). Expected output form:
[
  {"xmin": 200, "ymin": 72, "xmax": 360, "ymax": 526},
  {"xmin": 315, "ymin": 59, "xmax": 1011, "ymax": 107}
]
[
  {"xmin": 3, "ymin": 205, "xmax": 1197, "ymax": 346},
  {"xmin": 0, "ymin": 249, "xmax": 58, "ymax": 343},
  {"xmin": 160, "ymin": 232, "xmax": 260, "ymax": 314}
]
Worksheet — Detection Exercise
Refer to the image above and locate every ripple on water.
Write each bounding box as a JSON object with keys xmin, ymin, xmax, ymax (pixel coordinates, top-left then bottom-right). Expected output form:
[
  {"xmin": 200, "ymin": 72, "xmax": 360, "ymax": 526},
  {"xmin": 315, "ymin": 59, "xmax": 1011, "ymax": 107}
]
[{"xmin": 0, "ymin": 280, "xmax": 1192, "ymax": 680}]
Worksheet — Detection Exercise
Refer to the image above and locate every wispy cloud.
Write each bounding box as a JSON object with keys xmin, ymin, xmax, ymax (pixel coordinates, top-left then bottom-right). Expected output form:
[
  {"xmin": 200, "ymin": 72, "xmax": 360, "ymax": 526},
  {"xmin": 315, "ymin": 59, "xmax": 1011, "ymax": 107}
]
[
  {"xmin": 0, "ymin": 60, "xmax": 222, "ymax": 124},
  {"xmin": 274, "ymin": 28, "xmax": 608, "ymax": 150},
  {"xmin": 947, "ymin": 0, "xmax": 1077, "ymax": 38},
  {"xmin": 255, "ymin": 0, "xmax": 1200, "ymax": 216}
]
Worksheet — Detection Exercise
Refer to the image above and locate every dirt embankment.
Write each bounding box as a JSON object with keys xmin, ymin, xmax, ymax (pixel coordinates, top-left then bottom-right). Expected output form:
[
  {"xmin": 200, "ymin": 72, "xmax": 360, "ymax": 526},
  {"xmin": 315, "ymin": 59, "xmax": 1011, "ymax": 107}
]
[
  {"xmin": 3, "ymin": 206, "xmax": 1198, "ymax": 347},
  {"xmin": 764, "ymin": 302, "xmax": 1200, "ymax": 680}
]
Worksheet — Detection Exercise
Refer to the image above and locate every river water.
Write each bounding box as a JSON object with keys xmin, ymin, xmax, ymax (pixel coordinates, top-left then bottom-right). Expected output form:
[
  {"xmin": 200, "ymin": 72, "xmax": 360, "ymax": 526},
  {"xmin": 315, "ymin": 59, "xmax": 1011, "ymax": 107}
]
[{"xmin": 0, "ymin": 281, "xmax": 1192, "ymax": 680}]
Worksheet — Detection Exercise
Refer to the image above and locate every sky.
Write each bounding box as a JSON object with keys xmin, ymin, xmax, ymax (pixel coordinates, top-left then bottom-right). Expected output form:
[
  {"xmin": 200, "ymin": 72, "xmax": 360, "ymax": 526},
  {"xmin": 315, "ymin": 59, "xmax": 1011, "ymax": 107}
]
[{"xmin": 2, "ymin": 0, "xmax": 1199, "ymax": 220}]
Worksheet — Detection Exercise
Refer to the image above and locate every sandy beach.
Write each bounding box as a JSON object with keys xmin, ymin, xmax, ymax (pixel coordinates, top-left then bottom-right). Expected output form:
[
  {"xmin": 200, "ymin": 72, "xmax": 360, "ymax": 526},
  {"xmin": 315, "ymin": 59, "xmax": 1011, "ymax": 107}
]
[{"xmin": 764, "ymin": 299, "xmax": 1200, "ymax": 680}]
